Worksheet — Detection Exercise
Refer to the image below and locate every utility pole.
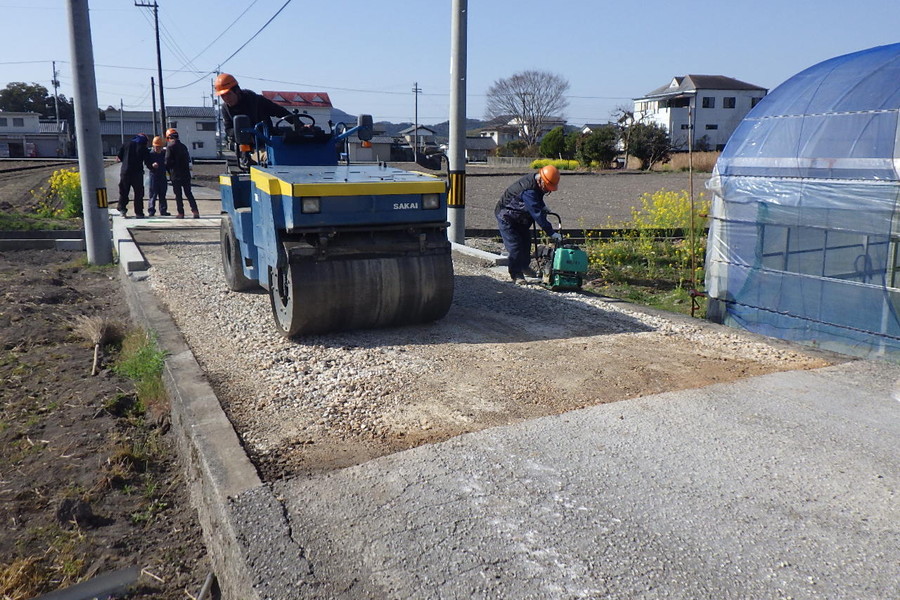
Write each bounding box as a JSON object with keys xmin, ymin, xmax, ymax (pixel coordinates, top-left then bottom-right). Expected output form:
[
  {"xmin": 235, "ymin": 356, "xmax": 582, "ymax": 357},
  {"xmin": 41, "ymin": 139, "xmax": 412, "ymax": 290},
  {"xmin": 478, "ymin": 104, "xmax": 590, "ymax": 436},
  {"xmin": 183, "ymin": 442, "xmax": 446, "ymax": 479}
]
[
  {"xmin": 150, "ymin": 77, "xmax": 158, "ymax": 137},
  {"xmin": 51, "ymin": 61, "xmax": 61, "ymax": 155},
  {"xmin": 135, "ymin": 1, "xmax": 165, "ymax": 131},
  {"xmin": 66, "ymin": 0, "xmax": 113, "ymax": 265},
  {"xmin": 447, "ymin": 0, "xmax": 467, "ymax": 244},
  {"xmin": 51, "ymin": 61, "xmax": 60, "ymax": 126},
  {"xmin": 412, "ymin": 82, "xmax": 422, "ymax": 163}
]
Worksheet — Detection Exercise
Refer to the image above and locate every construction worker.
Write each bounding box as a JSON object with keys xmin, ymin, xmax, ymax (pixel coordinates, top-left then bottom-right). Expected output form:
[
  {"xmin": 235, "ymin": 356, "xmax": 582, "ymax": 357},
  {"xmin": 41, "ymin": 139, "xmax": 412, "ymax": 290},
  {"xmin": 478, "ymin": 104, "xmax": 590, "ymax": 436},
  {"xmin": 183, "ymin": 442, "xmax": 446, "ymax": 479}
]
[
  {"xmin": 164, "ymin": 129, "xmax": 200, "ymax": 218},
  {"xmin": 215, "ymin": 73, "xmax": 290, "ymax": 152},
  {"xmin": 145, "ymin": 136, "xmax": 169, "ymax": 217},
  {"xmin": 495, "ymin": 165, "xmax": 563, "ymax": 284},
  {"xmin": 115, "ymin": 133, "xmax": 149, "ymax": 218}
]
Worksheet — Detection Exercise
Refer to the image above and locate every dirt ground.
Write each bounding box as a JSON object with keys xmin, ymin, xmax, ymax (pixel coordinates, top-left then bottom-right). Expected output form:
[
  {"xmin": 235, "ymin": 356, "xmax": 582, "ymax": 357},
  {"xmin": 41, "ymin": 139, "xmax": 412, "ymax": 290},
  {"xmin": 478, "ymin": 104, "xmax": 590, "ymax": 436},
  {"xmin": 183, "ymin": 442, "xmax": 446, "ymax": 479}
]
[{"xmin": 0, "ymin": 163, "xmax": 212, "ymax": 599}]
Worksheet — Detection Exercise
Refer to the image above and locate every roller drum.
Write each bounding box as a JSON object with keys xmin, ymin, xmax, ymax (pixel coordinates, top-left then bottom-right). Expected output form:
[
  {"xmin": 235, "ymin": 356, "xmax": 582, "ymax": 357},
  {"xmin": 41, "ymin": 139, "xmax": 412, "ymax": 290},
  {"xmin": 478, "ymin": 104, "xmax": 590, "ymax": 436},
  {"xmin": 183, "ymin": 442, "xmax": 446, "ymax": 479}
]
[{"xmin": 269, "ymin": 252, "xmax": 454, "ymax": 336}]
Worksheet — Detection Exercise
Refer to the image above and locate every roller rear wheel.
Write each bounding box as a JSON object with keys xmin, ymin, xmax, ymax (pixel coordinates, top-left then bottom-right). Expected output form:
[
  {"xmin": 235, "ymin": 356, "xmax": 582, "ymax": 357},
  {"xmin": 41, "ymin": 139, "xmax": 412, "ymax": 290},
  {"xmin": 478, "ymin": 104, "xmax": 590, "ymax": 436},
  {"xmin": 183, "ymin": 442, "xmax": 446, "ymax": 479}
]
[
  {"xmin": 221, "ymin": 213, "xmax": 256, "ymax": 291},
  {"xmin": 268, "ymin": 253, "xmax": 454, "ymax": 337}
]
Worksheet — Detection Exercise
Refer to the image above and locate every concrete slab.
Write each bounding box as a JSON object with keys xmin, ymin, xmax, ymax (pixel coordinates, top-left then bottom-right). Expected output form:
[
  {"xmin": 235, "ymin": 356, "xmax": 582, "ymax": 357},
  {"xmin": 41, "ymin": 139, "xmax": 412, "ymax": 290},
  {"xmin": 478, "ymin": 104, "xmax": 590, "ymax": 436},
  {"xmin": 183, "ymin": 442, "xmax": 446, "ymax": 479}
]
[{"xmin": 269, "ymin": 360, "xmax": 900, "ymax": 599}]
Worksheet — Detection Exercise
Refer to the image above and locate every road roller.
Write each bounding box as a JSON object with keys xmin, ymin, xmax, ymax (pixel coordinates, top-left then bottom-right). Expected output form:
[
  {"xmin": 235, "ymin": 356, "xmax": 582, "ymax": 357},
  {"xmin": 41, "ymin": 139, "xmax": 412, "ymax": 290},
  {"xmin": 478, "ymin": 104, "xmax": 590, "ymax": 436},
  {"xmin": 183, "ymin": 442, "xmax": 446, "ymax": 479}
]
[{"xmin": 219, "ymin": 112, "xmax": 454, "ymax": 337}]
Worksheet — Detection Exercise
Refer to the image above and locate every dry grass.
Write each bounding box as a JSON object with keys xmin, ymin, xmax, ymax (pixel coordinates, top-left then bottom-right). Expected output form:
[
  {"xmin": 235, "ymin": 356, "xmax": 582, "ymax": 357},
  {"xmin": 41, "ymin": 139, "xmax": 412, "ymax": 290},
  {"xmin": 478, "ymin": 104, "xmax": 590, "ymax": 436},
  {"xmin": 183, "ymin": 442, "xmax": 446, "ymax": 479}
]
[
  {"xmin": 0, "ymin": 557, "xmax": 44, "ymax": 600},
  {"xmin": 73, "ymin": 315, "xmax": 125, "ymax": 375},
  {"xmin": 658, "ymin": 151, "xmax": 720, "ymax": 172}
]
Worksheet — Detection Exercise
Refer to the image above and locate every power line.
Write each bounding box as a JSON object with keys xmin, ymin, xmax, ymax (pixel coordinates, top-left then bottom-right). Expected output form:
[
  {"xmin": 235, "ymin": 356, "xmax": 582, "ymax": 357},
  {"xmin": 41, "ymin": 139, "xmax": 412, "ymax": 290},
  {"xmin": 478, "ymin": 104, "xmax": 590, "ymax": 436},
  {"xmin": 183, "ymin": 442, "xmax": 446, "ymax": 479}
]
[{"xmin": 168, "ymin": 0, "xmax": 292, "ymax": 90}]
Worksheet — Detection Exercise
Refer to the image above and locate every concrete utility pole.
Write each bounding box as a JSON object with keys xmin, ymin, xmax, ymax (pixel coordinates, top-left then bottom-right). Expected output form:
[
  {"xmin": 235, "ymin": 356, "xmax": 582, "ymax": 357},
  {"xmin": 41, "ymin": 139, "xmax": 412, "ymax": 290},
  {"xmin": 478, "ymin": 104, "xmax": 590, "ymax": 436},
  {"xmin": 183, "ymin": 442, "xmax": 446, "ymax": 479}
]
[
  {"xmin": 447, "ymin": 0, "xmax": 467, "ymax": 244},
  {"xmin": 135, "ymin": 1, "xmax": 166, "ymax": 131},
  {"xmin": 51, "ymin": 61, "xmax": 61, "ymax": 155},
  {"xmin": 67, "ymin": 0, "xmax": 113, "ymax": 265},
  {"xmin": 150, "ymin": 77, "xmax": 158, "ymax": 137},
  {"xmin": 51, "ymin": 61, "xmax": 60, "ymax": 126},
  {"xmin": 412, "ymin": 82, "xmax": 421, "ymax": 163}
]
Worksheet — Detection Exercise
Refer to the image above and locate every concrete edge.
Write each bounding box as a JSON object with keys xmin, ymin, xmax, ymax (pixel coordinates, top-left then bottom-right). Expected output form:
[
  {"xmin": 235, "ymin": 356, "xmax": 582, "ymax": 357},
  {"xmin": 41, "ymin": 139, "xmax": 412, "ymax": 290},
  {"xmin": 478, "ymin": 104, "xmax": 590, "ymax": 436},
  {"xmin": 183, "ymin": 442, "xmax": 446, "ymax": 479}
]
[
  {"xmin": 0, "ymin": 238, "xmax": 86, "ymax": 251},
  {"xmin": 451, "ymin": 241, "xmax": 508, "ymax": 266},
  {"xmin": 118, "ymin": 269, "xmax": 266, "ymax": 599},
  {"xmin": 111, "ymin": 215, "xmax": 148, "ymax": 272},
  {"xmin": 113, "ymin": 207, "xmax": 314, "ymax": 599}
]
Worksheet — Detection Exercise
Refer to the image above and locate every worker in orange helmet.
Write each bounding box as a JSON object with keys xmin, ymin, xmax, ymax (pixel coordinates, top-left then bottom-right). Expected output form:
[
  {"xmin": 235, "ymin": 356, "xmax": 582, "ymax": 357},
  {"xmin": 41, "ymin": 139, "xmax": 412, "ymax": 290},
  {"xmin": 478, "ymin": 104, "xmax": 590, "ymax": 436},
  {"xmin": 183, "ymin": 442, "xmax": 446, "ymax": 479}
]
[
  {"xmin": 214, "ymin": 72, "xmax": 290, "ymax": 150},
  {"xmin": 494, "ymin": 164, "xmax": 563, "ymax": 284},
  {"xmin": 145, "ymin": 135, "xmax": 169, "ymax": 216}
]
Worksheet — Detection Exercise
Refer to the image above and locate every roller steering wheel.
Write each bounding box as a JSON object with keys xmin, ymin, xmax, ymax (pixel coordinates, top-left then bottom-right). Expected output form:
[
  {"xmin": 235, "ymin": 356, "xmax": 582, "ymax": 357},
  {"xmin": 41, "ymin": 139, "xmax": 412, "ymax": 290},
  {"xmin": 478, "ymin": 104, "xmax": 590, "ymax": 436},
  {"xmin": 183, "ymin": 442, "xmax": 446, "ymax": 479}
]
[{"xmin": 274, "ymin": 112, "xmax": 316, "ymax": 129}]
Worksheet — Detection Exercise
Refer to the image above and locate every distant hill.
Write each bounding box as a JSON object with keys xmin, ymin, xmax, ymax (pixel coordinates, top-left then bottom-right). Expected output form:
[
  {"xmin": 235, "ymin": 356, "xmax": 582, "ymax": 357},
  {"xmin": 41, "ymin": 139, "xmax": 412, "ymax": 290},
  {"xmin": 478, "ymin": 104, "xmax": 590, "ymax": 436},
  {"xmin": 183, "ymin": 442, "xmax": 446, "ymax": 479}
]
[
  {"xmin": 333, "ymin": 108, "xmax": 487, "ymax": 139},
  {"xmin": 374, "ymin": 118, "xmax": 489, "ymax": 139}
]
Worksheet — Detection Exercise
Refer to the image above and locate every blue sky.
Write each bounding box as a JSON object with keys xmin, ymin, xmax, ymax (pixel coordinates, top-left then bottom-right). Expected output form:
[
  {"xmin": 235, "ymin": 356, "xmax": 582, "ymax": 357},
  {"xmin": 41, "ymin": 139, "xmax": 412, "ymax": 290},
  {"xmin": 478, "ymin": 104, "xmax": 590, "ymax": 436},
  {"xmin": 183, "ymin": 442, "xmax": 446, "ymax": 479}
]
[{"xmin": 2, "ymin": 0, "xmax": 899, "ymax": 126}]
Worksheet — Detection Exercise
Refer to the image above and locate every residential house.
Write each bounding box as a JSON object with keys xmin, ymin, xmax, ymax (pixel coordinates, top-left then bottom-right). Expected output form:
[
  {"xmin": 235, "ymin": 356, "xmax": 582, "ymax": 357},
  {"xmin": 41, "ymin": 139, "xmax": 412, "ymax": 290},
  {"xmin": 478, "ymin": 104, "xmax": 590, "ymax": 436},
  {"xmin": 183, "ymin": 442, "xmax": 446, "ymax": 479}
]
[
  {"xmin": 166, "ymin": 106, "xmax": 218, "ymax": 159},
  {"xmin": 98, "ymin": 110, "xmax": 155, "ymax": 156},
  {"xmin": 346, "ymin": 134, "xmax": 393, "ymax": 162},
  {"xmin": 477, "ymin": 114, "xmax": 567, "ymax": 148},
  {"xmin": 463, "ymin": 136, "xmax": 496, "ymax": 163},
  {"xmin": 0, "ymin": 111, "xmax": 69, "ymax": 157},
  {"xmin": 398, "ymin": 124, "xmax": 436, "ymax": 152},
  {"xmin": 634, "ymin": 75, "xmax": 767, "ymax": 151},
  {"xmin": 477, "ymin": 116, "xmax": 519, "ymax": 147}
]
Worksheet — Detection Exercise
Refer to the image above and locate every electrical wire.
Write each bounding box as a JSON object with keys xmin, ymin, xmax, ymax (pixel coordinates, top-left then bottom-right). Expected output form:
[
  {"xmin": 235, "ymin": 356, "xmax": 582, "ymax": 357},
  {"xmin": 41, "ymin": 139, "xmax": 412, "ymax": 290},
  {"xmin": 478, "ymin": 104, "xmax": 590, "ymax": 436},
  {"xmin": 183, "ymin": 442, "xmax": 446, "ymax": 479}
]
[{"xmin": 168, "ymin": 0, "xmax": 292, "ymax": 90}]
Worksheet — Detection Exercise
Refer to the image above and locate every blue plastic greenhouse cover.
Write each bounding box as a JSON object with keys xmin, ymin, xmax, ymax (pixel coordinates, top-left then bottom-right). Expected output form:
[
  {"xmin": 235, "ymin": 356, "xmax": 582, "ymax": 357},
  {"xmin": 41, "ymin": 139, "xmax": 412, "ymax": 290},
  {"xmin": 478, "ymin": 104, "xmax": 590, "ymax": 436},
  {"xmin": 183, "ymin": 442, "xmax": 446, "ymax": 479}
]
[
  {"xmin": 719, "ymin": 43, "xmax": 900, "ymax": 181},
  {"xmin": 706, "ymin": 44, "xmax": 900, "ymax": 359}
]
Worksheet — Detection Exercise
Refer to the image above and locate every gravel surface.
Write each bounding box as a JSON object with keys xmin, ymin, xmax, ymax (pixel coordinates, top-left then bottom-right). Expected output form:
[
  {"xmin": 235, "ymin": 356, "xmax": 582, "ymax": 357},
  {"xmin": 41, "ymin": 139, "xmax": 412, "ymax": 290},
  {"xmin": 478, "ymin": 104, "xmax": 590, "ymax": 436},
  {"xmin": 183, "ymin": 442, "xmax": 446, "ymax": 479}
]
[{"xmin": 139, "ymin": 229, "xmax": 837, "ymax": 480}]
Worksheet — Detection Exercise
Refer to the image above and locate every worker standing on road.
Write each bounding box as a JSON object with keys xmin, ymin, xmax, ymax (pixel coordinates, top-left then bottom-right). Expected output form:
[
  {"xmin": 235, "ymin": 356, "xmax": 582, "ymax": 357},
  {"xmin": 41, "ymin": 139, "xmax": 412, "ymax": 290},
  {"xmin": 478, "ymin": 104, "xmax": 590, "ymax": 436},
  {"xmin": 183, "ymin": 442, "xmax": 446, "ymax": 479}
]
[
  {"xmin": 495, "ymin": 165, "xmax": 563, "ymax": 284},
  {"xmin": 115, "ymin": 133, "xmax": 149, "ymax": 218},
  {"xmin": 145, "ymin": 136, "xmax": 169, "ymax": 217},
  {"xmin": 215, "ymin": 72, "xmax": 290, "ymax": 162},
  {"xmin": 164, "ymin": 129, "xmax": 200, "ymax": 219}
]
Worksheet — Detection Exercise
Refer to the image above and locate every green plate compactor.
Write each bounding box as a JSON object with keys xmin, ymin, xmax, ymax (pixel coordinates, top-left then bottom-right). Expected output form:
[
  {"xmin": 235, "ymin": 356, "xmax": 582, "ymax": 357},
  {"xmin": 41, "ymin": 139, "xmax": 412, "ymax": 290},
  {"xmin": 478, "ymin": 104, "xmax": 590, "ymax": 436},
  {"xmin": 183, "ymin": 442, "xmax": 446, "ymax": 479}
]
[{"xmin": 533, "ymin": 212, "xmax": 589, "ymax": 291}]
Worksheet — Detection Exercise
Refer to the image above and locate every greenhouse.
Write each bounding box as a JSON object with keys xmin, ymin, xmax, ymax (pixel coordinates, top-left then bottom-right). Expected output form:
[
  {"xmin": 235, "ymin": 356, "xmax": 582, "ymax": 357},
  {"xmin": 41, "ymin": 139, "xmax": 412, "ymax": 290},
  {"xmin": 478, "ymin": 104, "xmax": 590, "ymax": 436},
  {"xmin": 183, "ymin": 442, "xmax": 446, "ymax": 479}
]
[{"xmin": 705, "ymin": 43, "xmax": 900, "ymax": 359}]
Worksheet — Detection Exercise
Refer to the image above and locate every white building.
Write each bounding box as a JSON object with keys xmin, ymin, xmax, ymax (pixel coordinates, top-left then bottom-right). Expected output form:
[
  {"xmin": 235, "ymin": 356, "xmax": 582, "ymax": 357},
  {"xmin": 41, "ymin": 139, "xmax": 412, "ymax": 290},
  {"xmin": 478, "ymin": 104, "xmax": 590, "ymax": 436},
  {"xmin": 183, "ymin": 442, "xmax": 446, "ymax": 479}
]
[
  {"xmin": 0, "ymin": 111, "xmax": 71, "ymax": 157},
  {"xmin": 634, "ymin": 75, "xmax": 767, "ymax": 151},
  {"xmin": 166, "ymin": 106, "xmax": 218, "ymax": 159}
]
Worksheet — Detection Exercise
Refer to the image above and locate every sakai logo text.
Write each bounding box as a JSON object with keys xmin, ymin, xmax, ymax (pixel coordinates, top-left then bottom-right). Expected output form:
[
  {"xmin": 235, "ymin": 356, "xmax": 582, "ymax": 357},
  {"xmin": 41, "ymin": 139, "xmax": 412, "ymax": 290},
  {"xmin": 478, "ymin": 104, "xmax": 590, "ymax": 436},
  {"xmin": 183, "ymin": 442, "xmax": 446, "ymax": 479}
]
[{"xmin": 393, "ymin": 202, "xmax": 419, "ymax": 210}]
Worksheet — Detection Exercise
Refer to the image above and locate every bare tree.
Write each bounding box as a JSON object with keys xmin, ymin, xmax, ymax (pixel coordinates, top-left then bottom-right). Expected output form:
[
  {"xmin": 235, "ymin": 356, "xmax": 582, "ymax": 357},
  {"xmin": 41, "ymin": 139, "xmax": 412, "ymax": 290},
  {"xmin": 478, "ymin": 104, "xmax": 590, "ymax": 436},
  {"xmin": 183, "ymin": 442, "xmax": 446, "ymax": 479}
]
[{"xmin": 485, "ymin": 70, "xmax": 569, "ymax": 146}]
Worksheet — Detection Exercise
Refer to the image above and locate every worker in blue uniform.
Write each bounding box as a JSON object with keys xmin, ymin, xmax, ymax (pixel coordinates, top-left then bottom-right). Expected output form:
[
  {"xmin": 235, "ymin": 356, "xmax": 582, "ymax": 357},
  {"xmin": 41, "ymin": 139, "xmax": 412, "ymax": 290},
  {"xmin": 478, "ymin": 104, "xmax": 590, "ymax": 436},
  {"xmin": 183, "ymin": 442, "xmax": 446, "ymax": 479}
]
[{"xmin": 495, "ymin": 165, "xmax": 563, "ymax": 284}]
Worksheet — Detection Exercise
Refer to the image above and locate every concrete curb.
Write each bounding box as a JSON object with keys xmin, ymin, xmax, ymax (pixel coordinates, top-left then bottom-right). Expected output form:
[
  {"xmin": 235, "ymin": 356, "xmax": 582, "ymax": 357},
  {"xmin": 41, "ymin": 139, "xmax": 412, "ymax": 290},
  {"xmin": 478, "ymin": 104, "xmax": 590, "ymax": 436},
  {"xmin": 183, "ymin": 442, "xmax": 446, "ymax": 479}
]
[
  {"xmin": 0, "ymin": 230, "xmax": 85, "ymax": 251},
  {"xmin": 451, "ymin": 241, "xmax": 507, "ymax": 266},
  {"xmin": 120, "ymin": 266, "xmax": 298, "ymax": 599}
]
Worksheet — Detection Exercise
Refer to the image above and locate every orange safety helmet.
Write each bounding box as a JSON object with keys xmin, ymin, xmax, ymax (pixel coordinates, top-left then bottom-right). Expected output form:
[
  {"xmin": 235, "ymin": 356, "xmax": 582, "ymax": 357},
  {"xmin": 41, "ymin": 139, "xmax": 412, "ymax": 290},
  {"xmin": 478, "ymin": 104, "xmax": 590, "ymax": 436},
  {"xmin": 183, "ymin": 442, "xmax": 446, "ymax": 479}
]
[
  {"xmin": 214, "ymin": 73, "xmax": 238, "ymax": 96},
  {"xmin": 152, "ymin": 136, "xmax": 164, "ymax": 147},
  {"xmin": 165, "ymin": 128, "xmax": 178, "ymax": 138},
  {"xmin": 539, "ymin": 164, "xmax": 560, "ymax": 191}
]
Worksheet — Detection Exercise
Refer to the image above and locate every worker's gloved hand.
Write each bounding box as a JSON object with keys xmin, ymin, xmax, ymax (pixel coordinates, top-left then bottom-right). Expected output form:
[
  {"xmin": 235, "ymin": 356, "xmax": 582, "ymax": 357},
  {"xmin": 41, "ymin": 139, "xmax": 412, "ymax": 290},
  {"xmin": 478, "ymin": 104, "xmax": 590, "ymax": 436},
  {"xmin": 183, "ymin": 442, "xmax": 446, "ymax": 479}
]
[{"xmin": 551, "ymin": 232, "xmax": 563, "ymax": 242}]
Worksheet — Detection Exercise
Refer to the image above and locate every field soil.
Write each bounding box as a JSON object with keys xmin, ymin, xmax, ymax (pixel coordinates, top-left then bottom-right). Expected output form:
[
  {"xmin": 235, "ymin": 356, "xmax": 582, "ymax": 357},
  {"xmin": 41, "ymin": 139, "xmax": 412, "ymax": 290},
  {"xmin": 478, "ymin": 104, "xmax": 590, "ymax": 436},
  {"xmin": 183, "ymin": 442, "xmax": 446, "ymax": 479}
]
[{"xmin": 0, "ymin": 160, "xmax": 211, "ymax": 599}]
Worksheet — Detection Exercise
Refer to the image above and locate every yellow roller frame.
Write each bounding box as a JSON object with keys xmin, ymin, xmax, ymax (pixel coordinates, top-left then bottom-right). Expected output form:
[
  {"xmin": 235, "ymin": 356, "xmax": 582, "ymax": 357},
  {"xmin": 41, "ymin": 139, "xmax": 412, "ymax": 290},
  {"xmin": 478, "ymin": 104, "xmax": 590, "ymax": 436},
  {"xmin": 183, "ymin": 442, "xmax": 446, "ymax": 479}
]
[{"xmin": 249, "ymin": 169, "xmax": 445, "ymax": 198}]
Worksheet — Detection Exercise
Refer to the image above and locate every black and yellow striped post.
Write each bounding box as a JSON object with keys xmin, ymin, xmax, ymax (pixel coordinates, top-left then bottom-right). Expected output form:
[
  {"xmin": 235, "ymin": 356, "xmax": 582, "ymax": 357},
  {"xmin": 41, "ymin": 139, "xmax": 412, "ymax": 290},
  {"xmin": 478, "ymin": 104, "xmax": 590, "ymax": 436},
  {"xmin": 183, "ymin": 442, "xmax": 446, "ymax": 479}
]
[{"xmin": 448, "ymin": 170, "xmax": 466, "ymax": 208}]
